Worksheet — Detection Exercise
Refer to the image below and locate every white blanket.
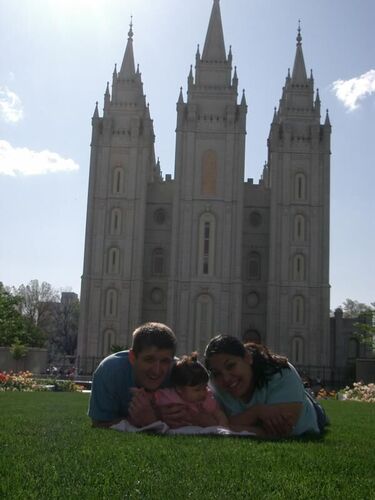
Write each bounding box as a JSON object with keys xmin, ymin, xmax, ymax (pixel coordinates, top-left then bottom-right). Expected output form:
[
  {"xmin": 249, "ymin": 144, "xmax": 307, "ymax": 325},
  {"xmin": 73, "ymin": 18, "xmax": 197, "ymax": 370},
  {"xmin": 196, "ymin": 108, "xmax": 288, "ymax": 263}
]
[{"xmin": 111, "ymin": 419, "xmax": 256, "ymax": 436}]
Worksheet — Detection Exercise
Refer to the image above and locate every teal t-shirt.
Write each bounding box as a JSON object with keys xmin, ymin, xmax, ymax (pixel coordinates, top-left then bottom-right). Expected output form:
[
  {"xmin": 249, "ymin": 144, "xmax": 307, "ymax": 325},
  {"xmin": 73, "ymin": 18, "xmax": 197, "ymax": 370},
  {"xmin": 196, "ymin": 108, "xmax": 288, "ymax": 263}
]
[
  {"xmin": 88, "ymin": 351, "xmax": 135, "ymax": 422},
  {"xmin": 212, "ymin": 363, "xmax": 320, "ymax": 435}
]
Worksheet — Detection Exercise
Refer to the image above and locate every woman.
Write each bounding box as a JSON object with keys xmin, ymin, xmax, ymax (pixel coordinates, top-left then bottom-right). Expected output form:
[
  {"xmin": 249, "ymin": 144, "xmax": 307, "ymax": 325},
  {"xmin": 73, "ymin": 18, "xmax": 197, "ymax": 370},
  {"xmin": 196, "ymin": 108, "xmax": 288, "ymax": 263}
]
[{"xmin": 204, "ymin": 335, "xmax": 327, "ymax": 438}]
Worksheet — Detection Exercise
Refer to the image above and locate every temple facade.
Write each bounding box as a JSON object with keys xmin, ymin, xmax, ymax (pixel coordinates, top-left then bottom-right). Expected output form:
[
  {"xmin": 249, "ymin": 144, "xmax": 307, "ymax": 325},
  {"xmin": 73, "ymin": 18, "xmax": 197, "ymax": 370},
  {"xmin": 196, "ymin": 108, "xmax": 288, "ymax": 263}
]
[{"xmin": 77, "ymin": 0, "xmax": 331, "ymax": 372}]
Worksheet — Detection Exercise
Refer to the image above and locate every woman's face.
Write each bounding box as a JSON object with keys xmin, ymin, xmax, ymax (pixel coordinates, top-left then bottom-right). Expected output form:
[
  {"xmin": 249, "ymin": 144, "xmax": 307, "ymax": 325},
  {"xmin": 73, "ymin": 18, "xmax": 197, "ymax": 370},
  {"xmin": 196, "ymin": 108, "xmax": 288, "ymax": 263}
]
[{"xmin": 208, "ymin": 352, "xmax": 254, "ymax": 402}]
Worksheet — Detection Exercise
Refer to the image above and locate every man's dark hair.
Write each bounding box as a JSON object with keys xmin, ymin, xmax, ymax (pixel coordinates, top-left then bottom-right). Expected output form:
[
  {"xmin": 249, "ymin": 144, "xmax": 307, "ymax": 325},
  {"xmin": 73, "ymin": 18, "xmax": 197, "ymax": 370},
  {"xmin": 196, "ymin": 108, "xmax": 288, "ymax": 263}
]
[
  {"xmin": 170, "ymin": 352, "xmax": 208, "ymax": 387},
  {"xmin": 131, "ymin": 322, "xmax": 177, "ymax": 356},
  {"xmin": 204, "ymin": 334, "xmax": 289, "ymax": 389}
]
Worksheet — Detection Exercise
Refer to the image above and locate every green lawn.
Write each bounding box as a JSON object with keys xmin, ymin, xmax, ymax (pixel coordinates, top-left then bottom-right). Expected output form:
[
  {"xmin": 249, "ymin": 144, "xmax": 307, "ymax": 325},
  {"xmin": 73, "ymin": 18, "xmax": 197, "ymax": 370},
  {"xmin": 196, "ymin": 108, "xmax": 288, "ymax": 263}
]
[{"xmin": 0, "ymin": 393, "xmax": 374, "ymax": 500}]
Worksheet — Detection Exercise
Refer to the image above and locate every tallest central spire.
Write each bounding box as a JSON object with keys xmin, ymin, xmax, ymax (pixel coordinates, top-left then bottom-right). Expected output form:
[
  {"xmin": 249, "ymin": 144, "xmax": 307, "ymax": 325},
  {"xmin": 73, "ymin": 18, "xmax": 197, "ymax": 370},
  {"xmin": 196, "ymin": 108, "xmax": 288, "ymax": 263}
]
[{"xmin": 202, "ymin": 0, "xmax": 226, "ymax": 62}]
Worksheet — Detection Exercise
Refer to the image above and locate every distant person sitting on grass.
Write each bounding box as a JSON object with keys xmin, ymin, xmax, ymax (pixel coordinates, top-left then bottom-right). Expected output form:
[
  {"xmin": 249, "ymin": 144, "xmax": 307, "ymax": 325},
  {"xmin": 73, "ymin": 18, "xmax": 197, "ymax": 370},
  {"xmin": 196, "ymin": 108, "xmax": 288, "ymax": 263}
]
[
  {"xmin": 147, "ymin": 352, "xmax": 228, "ymax": 428},
  {"xmin": 204, "ymin": 335, "xmax": 329, "ymax": 438},
  {"xmin": 89, "ymin": 322, "xmax": 179, "ymax": 428}
]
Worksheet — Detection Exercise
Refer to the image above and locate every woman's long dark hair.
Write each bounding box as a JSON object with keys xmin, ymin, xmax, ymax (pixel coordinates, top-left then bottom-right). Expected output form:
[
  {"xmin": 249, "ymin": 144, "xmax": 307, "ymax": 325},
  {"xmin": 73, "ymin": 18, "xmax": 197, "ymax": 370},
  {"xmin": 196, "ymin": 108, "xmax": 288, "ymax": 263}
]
[{"xmin": 204, "ymin": 335, "xmax": 289, "ymax": 390}]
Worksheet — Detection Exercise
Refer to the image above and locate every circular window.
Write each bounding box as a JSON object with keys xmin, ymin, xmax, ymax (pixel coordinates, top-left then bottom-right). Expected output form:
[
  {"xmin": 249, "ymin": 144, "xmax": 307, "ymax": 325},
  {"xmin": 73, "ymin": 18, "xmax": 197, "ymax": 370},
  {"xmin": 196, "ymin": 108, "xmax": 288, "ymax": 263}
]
[
  {"xmin": 150, "ymin": 287, "xmax": 164, "ymax": 305},
  {"xmin": 154, "ymin": 208, "xmax": 166, "ymax": 225},
  {"xmin": 249, "ymin": 211, "xmax": 262, "ymax": 227},
  {"xmin": 246, "ymin": 292, "xmax": 259, "ymax": 308}
]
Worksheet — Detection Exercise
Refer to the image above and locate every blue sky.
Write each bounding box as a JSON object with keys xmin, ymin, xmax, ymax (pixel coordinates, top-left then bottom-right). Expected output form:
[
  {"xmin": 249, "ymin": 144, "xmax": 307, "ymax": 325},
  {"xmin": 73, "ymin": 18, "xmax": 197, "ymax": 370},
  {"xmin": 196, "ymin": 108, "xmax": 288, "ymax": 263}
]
[{"xmin": 0, "ymin": 0, "xmax": 374, "ymax": 309}]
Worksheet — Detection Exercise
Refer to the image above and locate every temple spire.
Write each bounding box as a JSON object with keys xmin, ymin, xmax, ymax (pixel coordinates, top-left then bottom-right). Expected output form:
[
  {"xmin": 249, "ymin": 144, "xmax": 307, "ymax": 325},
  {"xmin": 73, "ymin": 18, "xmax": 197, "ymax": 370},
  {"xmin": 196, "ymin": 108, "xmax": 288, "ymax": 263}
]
[
  {"xmin": 202, "ymin": 0, "xmax": 226, "ymax": 62},
  {"xmin": 120, "ymin": 17, "xmax": 136, "ymax": 77},
  {"xmin": 291, "ymin": 20, "xmax": 307, "ymax": 83}
]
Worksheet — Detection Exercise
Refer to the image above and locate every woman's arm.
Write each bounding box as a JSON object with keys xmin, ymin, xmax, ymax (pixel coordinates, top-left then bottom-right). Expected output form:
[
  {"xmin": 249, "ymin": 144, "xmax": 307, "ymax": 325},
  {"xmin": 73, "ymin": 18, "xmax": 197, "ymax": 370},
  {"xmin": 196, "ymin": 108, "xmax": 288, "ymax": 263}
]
[{"xmin": 228, "ymin": 403, "xmax": 302, "ymax": 437}]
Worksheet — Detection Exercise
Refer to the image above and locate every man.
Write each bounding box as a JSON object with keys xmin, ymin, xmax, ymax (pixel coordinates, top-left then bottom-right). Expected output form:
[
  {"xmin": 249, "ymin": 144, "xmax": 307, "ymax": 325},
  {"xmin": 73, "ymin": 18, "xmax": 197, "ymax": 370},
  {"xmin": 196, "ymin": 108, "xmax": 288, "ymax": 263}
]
[{"xmin": 88, "ymin": 322, "xmax": 177, "ymax": 428}]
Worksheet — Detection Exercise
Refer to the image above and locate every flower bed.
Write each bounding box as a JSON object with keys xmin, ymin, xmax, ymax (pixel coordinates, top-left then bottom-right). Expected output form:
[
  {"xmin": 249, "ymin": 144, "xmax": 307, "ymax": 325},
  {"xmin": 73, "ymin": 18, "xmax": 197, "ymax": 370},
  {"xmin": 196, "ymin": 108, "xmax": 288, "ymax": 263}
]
[
  {"xmin": 339, "ymin": 381, "xmax": 375, "ymax": 403},
  {"xmin": 0, "ymin": 371, "xmax": 83, "ymax": 392}
]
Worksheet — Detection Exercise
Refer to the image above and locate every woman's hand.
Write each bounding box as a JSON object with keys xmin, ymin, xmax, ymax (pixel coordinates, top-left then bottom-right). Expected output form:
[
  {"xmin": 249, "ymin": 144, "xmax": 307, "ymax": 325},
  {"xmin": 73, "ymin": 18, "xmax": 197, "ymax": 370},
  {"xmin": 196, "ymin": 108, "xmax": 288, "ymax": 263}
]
[
  {"xmin": 256, "ymin": 403, "xmax": 302, "ymax": 436},
  {"xmin": 228, "ymin": 403, "xmax": 302, "ymax": 437}
]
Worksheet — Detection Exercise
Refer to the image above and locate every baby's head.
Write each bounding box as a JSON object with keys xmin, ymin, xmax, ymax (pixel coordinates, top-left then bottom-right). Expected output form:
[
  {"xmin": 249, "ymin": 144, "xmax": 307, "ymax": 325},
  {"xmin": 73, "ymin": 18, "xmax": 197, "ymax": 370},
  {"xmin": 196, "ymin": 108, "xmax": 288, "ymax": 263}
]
[{"xmin": 170, "ymin": 352, "xmax": 209, "ymax": 403}]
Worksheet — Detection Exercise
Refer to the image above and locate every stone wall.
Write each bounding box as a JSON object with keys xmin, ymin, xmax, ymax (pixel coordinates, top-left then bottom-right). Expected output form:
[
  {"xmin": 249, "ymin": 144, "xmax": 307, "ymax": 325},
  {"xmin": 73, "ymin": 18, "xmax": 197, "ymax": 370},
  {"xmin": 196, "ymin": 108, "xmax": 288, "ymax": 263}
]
[
  {"xmin": 0, "ymin": 347, "xmax": 48, "ymax": 373},
  {"xmin": 356, "ymin": 358, "xmax": 375, "ymax": 384}
]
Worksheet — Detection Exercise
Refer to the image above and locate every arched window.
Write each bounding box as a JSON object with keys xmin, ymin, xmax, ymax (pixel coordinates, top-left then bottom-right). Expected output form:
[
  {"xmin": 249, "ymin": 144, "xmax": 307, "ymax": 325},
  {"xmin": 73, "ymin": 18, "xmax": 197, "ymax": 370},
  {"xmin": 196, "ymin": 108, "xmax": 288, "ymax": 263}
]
[
  {"xmin": 194, "ymin": 294, "xmax": 214, "ymax": 354},
  {"xmin": 110, "ymin": 208, "xmax": 122, "ymax": 236},
  {"xmin": 201, "ymin": 150, "xmax": 217, "ymax": 195},
  {"xmin": 105, "ymin": 289, "xmax": 117, "ymax": 317},
  {"xmin": 291, "ymin": 336, "xmax": 304, "ymax": 365},
  {"xmin": 248, "ymin": 252, "xmax": 261, "ymax": 280},
  {"xmin": 292, "ymin": 295, "xmax": 305, "ymax": 325},
  {"xmin": 152, "ymin": 248, "xmax": 165, "ymax": 275},
  {"xmin": 103, "ymin": 329, "xmax": 115, "ymax": 357},
  {"xmin": 294, "ymin": 214, "xmax": 306, "ymax": 242},
  {"xmin": 294, "ymin": 173, "xmax": 306, "ymax": 201},
  {"xmin": 113, "ymin": 167, "xmax": 124, "ymax": 194},
  {"xmin": 108, "ymin": 247, "xmax": 120, "ymax": 274},
  {"xmin": 198, "ymin": 212, "xmax": 216, "ymax": 276},
  {"xmin": 292, "ymin": 254, "xmax": 305, "ymax": 281}
]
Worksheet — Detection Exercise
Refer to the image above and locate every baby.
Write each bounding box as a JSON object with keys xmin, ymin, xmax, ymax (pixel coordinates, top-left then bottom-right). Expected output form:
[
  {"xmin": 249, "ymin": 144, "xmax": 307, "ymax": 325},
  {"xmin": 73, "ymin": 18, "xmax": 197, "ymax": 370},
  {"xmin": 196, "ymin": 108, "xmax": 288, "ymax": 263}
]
[{"xmin": 154, "ymin": 352, "xmax": 228, "ymax": 427}]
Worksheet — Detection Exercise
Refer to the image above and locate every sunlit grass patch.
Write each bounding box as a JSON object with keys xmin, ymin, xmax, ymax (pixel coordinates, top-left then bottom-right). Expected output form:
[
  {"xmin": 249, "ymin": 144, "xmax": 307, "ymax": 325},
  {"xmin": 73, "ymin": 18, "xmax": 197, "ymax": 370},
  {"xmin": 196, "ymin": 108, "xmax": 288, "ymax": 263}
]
[{"xmin": 0, "ymin": 394, "xmax": 374, "ymax": 499}]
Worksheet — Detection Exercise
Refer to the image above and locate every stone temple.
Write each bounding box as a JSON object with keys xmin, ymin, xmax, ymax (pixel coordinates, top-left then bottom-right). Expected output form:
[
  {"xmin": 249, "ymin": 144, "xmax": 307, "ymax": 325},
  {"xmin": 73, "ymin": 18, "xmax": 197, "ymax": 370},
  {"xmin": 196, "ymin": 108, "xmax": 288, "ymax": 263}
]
[{"xmin": 77, "ymin": 0, "xmax": 331, "ymax": 374}]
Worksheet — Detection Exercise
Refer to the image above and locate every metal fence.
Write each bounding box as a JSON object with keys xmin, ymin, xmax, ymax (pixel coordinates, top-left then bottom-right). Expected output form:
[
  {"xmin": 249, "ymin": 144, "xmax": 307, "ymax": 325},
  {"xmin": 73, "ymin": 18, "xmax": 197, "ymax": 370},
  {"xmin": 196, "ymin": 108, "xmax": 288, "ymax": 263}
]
[{"xmin": 293, "ymin": 364, "xmax": 356, "ymax": 388}]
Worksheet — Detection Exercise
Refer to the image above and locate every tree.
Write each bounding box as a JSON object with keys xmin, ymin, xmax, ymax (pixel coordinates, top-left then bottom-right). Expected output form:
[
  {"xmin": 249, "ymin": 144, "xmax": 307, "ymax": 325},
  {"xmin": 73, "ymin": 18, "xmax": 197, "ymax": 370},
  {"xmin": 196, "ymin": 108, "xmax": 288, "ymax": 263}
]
[
  {"xmin": 0, "ymin": 283, "xmax": 46, "ymax": 347},
  {"xmin": 340, "ymin": 298, "xmax": 371, "ymax": 318},
  {"xmin": 14, "ymin": 280, "xmax": 59, "ymax": 328},
  {"xmin": 49, "ymin": 293, "xmax": 80, "ymax": 358},
  {"xmin": 353, "ymin": 302, "xmax": 375, "ymax": 351}
]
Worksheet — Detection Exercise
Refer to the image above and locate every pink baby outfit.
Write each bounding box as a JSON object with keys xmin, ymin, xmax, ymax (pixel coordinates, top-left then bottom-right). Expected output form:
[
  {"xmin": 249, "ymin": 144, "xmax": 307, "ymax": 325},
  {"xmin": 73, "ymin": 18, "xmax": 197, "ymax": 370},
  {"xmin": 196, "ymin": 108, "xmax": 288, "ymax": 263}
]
[{"xmin": 154, "ymin": 388, "xmax": 219, "ymax": 414}]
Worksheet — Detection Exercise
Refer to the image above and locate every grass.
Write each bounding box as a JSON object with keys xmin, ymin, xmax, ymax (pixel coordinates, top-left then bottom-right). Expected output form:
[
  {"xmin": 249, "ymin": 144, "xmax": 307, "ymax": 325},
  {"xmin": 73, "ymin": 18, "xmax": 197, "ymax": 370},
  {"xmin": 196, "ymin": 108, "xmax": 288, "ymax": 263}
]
[{"xmin": 0, "ymin": 393, "xmax": 374, "ymax": 500}]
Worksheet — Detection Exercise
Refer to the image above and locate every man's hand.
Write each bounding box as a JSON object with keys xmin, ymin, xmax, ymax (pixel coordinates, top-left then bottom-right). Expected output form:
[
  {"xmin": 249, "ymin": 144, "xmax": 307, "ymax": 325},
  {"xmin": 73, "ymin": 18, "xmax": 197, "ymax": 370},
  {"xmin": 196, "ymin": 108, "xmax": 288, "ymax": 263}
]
[{"xmin": 128, "ymin": 388, "xmax": 157, "ymax": 428}]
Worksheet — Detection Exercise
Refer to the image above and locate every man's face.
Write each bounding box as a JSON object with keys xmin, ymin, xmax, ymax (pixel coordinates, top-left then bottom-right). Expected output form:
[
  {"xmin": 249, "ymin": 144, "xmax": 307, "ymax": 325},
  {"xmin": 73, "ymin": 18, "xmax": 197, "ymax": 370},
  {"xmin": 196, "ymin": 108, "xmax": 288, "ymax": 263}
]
[{"xmin": 130, "ymin": 347, "xmax": 174, "ymax": 391}]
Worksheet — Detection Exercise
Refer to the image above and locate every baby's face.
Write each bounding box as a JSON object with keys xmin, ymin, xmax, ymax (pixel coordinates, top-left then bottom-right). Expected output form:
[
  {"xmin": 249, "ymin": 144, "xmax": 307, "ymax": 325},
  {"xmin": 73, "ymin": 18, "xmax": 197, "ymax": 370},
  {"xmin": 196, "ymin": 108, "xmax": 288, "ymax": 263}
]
[{"xmin": 177, "ymin": 383, "xmax": 208, "ymax": 403}]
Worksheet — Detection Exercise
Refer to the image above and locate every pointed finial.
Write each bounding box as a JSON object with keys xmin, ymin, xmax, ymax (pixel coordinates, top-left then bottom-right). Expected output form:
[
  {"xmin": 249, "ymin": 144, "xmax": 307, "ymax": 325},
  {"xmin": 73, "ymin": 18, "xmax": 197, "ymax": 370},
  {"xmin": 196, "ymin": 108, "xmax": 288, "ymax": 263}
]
[
  {"xmin": 93, "ymin": 101, "xmax": 99, "ymax": 118},
  {"xmin": 113, "ymin": 63, "xmax": 117, "ymax": 76},
  {"xmin": 316, "ymin": 88, "xmax": 320, "ymax": 101},
  {"xmin": 128, "ymin": 16, "xmax": 133, "ymax": 39},
  {"xmin": 287, "ymin": 68, "xmax": 291, "ymax": 79},
  {"xmin": 273, "ymin": 106, "xmax": 278, "ymax": 122},
  {"xmin": 196, "ymin": 43, "xmax": 201, "ymax": 63},
  {"xmin": 241, "ymin": 89, "xmax": 247, "ymax": 106},
  {"xmin": 178, "ymin": 86, "xmax": 184, "ymax": 104},
  {"xmin": 297, "ymin": 19, "xmax": 302, "ymax": 46},
  {"xmin": 325, "ymin": 109, "xmax": 331, "ymax": 126}
]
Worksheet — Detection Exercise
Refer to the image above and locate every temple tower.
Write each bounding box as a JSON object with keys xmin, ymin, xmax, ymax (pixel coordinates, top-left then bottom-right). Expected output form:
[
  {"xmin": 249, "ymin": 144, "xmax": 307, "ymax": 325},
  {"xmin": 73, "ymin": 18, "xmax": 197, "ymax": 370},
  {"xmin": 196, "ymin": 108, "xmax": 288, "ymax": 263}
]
[
  {"xmin": 167, "ymin": 0, "xmax": 247, "ymax": 354},
  {"xmin": 266, "ymin": 25, "xmax": 331, "ymax": 366},
  {"xmin": 77, "ymin": 23, "xmax": 158, "ymax": 368}
]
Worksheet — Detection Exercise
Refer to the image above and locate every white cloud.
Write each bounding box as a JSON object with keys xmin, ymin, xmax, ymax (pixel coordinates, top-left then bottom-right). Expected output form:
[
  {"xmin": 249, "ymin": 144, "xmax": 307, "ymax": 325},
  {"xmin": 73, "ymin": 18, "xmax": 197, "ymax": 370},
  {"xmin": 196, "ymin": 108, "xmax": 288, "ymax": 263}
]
[
  {"xmin": 332, "ymin": 69, "xmax": 375, "ymax": 111},
  {"xmin": 0, "ymin": 86, "xmax": 24, "ymax": 123},
  {"xmin": 0, "ymin": 140, "xmax": 79, "ymax": 176}
]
